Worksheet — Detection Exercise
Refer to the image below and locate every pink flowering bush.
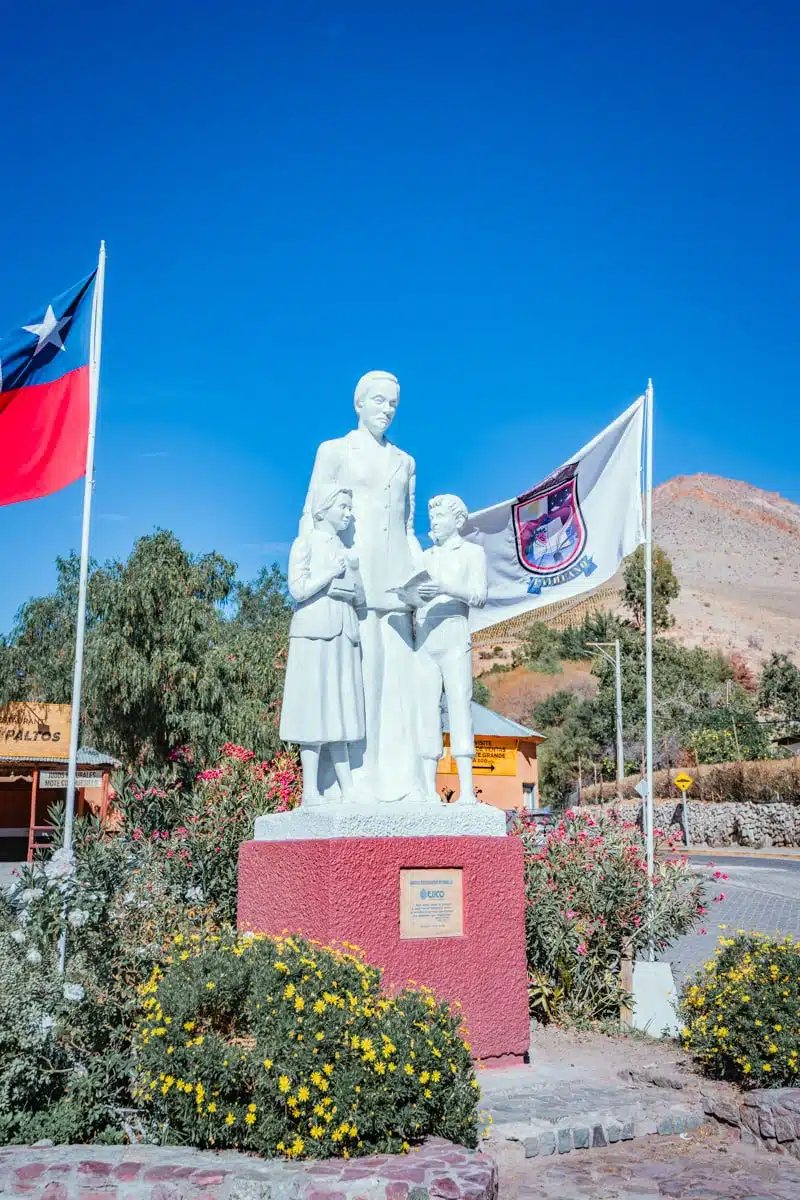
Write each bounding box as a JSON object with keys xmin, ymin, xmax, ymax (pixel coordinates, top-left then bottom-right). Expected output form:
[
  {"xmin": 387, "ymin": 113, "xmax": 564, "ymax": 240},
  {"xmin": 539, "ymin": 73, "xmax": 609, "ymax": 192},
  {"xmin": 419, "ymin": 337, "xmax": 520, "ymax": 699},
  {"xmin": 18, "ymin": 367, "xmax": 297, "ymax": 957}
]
[
  {"xmin": 518, "ymin": 809, "xmax": 706, "ymax": 1022},
  {"xmin": 118, "ymin": 745, "xmax": 302, "ymax": 924},
  {"xmin": 150, "ymin": 746, "xmax": 301, "ymax": 923}
]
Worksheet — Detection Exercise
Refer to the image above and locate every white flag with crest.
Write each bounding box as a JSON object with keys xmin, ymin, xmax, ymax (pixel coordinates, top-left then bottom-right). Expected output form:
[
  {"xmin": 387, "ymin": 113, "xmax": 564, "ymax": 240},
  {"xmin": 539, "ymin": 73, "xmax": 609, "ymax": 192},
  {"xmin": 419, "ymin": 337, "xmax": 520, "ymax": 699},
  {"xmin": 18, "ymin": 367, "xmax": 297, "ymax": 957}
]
[{"xmin": 465, "ymin": 397, "xmax": 645, "ymax": 632}]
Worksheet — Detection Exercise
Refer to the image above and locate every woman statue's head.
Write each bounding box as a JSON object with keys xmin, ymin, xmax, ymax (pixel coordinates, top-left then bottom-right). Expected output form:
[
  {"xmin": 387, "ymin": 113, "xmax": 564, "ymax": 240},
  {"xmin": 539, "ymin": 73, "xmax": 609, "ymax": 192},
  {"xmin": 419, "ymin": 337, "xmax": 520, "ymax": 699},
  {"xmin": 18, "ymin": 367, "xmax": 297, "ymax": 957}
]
[{"xmin": 312, "ymin": 486, "xmax": 353, "ymax": 533}]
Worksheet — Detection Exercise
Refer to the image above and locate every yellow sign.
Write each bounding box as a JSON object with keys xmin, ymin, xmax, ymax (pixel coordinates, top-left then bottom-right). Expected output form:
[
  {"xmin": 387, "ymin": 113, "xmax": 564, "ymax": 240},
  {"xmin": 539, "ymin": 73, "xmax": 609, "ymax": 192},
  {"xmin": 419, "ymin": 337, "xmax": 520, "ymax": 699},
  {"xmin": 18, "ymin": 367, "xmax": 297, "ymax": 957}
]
[
  {"xmin": 673, "ymin": 772, "xmax": 694, "ymax": 792},
  {"xmin": 439, "ymin": 736, "xmax": 518, "ymax": 777},
  {"xmin": 0, "ymin": 703, "xmax": 71, "ymax": 760}
]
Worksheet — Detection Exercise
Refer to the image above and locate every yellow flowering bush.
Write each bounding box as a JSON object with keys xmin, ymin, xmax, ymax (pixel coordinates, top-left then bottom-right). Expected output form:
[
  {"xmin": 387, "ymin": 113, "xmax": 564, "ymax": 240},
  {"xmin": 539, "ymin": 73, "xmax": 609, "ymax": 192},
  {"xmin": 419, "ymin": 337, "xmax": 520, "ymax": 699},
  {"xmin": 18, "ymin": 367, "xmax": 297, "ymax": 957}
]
[
  {"xmin": 680, "ymin": 932, "xmax": 800, "ymax": 1088},
  {"xmin": 133, "ymin": 930, "xmax": 479, "ymax": 1157}
]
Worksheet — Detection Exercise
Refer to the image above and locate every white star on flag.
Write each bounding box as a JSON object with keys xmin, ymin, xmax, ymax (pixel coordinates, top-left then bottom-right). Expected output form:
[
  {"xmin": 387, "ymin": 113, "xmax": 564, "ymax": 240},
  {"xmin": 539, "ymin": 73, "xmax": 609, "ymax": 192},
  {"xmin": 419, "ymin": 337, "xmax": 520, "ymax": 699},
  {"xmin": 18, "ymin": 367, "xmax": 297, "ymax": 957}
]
[{"xmin": 23, "ymin": 304, "xmax": 70, "ymax": 355}]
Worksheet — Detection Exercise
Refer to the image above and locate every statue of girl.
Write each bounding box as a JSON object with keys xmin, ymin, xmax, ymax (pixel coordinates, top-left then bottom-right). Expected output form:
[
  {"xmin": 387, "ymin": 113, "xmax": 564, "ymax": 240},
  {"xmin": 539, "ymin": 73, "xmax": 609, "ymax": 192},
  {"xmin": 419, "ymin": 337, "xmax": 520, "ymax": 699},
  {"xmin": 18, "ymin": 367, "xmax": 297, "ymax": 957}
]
[{"xmin": 280, "ymin": 485, "xmax": 366, "ymax": 806}]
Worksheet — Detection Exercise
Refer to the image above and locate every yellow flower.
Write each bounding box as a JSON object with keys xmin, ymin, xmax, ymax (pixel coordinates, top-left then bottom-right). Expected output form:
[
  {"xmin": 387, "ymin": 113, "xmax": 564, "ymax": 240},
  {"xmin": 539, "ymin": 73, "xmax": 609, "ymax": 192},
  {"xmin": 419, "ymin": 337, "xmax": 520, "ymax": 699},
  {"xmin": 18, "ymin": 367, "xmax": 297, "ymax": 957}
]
[
  {"xmin": 207, "ymin": 1102, "xmax": 217, "ymax": 1113},
  {"xmin": 375, "ymin": 1062, "xmax": 386, "ymax": 1075},
  {"xmin": 763, "ymin": 1063, "xmax": 772, "ymax": 1072},
  {"xmin": 768, "ymin": 1043, "xmax": 778, "ymax": 1055},
  {"xmin": 263, "ymin": 1058, "xmax": 273, "ymax": 1070},
  {"xmin": 295, "ymin": 996, "xmax": 305, "ymax": 1012},
  {"xmin": 310, "ymin": 1124, "xmax": 324, "ymax": 1139},
  {"xmin": 419, "ymin": 1071, "xmax": 430, "ymax": 1084},
  {"xmin": 279, "ymin": 1075, "xmax": 291, "ymax": 1093},
  {"xmin": 284, "ymin": 982, "xmax": 296, "ymax": 999},
  {"xmin": 248, "ymin": 1103, "xmax": 257, "ymax": 1113},
  {"xmin": 245, "ymin": 1112, "xmax": 256, "ymax": 1125},
  {"xmin": 404, "ymin": 1063, "xmax": 414, "ymax": 1076},
  {"xmin": 313, "ymin": 999, "xmax": 326, "ymax": 1014},
  {"xmin": 323, "ymin": 1063, "xmax": 333, "ymax": 1076},
  {"xmin": 775, "ymin": 1024, "xmax": 783, "ymax": 1032},
  {"xmin": 225, "ymin": 1113, "xmax": 235, "ymax": 1125},
  {"xmin": 206, "ymin": 982, "xmax": 215, "ymax": 990},
  {"xmin": 743, "ymin": 1063, "xmax": 751, "ymax": 1074},
  {"xmin": 183, "ymin": 1021, "xmax": 195, "ymax": 1031},
  {"xmin": 298, "ymin": 1085, "xmax": 310, "ymax": 1101}
]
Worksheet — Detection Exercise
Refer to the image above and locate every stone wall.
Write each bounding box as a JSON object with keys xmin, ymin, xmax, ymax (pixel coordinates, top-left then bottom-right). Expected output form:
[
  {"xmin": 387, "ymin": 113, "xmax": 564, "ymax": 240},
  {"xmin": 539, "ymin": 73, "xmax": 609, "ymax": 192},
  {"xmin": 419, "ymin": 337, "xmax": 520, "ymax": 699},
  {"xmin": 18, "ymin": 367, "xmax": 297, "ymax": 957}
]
[
  {"xmin": 575, "ymin": 801, "xmax": 800, "ymax": 848},
  {"xmin": 704, "ymin": 1088, "xmax": 800, "ymax": 1159}
]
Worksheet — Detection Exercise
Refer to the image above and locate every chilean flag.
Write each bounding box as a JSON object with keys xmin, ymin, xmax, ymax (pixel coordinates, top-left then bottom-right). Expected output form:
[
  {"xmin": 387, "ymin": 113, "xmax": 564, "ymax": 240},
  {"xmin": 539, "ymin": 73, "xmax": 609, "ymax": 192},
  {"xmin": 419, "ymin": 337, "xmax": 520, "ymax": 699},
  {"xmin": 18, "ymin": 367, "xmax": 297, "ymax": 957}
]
[{"xmin": 0, "ymin": 271, "xmax": 97, "ymax": 506}]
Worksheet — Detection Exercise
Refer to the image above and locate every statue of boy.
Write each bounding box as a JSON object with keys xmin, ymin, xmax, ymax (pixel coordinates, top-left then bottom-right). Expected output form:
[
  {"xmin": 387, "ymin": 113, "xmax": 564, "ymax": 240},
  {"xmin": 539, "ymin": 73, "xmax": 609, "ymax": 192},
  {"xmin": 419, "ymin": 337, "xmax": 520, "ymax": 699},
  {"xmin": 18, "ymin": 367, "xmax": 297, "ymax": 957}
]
[{"xmin": 415, "ymin": 494, "xmax": 488, "ymax": 803}]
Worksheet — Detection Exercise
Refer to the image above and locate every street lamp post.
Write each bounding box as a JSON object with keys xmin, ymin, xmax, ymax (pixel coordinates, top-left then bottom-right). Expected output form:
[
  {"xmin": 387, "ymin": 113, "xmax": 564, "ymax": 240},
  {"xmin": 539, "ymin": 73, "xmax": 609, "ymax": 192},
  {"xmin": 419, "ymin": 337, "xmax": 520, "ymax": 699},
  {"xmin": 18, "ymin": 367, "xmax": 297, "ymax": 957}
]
[{"xmin": 587, "ymin": 639, "xmax": 624, "ymax": 793}]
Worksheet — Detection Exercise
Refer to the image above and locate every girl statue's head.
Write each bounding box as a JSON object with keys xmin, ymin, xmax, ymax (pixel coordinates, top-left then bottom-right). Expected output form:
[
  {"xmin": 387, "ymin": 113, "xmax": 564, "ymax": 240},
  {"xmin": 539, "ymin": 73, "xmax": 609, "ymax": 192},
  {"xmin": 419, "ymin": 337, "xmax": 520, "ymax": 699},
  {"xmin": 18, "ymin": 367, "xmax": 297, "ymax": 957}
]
[{"xmin": 311, "ymin": 486, "xmax": 353, "ymax": 534}]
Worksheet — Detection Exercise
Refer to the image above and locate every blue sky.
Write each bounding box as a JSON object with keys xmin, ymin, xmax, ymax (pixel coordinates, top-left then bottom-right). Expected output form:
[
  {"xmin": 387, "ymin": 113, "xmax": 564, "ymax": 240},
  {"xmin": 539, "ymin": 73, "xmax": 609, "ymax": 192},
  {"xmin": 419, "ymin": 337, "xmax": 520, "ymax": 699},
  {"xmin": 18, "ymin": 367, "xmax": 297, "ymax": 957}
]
[{"xmin": 1, "ymin": 1, "xmax": 798, "ymax": 632}]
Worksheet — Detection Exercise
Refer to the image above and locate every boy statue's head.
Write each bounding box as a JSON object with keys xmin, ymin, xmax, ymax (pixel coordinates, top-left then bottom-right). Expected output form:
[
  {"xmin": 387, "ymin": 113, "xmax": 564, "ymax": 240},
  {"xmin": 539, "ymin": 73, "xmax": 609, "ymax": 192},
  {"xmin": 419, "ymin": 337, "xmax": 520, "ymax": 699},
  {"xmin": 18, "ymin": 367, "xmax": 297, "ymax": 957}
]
[{"xmin": 428, "ymin": 494, "xmax": 468, "ymax": 545}]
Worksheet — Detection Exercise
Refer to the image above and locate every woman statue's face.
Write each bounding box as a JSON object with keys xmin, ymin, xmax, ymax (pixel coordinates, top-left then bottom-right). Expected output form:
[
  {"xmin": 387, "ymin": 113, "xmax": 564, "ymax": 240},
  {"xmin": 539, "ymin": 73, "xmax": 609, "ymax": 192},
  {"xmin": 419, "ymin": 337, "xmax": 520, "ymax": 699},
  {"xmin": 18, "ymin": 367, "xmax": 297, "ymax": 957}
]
[
  {"xmin": 325, "ymin": 494, "xmax": 353, "ymax": 533},
  {"xmin": 357, "ymin": 384, "xmax": 399, "ymax": 438}
]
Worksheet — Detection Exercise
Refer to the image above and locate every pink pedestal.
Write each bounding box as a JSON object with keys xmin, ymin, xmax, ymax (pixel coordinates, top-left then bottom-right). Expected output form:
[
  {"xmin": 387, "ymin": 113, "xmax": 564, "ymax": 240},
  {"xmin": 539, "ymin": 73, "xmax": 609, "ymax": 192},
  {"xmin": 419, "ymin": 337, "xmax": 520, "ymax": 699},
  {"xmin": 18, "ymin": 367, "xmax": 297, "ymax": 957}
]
[{"xmin": 238, "ymin": 834, "xmax": 530, "ymax": 1064}]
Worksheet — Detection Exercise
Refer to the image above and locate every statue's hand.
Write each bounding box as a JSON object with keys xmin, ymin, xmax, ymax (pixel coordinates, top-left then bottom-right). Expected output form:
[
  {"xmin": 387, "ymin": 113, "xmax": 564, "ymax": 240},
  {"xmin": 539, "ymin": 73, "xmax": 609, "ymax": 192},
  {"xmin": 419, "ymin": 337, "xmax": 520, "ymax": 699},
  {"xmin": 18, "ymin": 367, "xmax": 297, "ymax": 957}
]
[
  {"xmin": 417, "ymin": 582, "xmax": 440, "ymax": 601},
  {"xmin": 331, "ymin": 553, "xmax": 347, "ymax": 578}
]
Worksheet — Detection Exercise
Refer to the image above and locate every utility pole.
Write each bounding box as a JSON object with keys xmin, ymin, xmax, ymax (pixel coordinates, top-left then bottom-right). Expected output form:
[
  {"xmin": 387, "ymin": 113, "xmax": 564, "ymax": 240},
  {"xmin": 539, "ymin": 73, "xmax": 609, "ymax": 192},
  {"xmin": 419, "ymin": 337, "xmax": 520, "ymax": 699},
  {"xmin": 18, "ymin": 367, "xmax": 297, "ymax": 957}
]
[{"xmin": 587, "ymin": 639, "xmax": 625, "ymax": 793}]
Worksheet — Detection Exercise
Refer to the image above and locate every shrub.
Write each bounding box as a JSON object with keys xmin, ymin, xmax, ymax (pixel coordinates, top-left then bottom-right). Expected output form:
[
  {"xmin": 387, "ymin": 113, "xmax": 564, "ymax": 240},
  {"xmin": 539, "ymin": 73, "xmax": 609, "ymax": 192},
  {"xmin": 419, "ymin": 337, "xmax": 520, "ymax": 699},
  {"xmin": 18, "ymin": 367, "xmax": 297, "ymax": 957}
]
[
  {"xmin": 134, "ymin": 931, "xmax": 479, "ymax": 1157},
  {"xmin": 0, "ymin": 826, "xmax": 218, "ymax": 1144},
  {"xmin": 120, "ymin": 745, "xmax": 302, "ymax": 924},
  {"xmin": 518, "ymin": 809, "xmax": 705, "ymax": 1022},
  {"xmin": 680, "ymin": 932, "xmax": 800, "ymax": 1088}
]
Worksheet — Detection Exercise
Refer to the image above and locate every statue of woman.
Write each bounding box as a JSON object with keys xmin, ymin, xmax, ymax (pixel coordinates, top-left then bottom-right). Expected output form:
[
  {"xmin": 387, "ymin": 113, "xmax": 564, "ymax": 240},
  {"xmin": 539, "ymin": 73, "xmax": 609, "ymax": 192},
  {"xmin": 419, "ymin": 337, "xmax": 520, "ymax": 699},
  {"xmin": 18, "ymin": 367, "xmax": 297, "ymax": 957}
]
[{"xmin": 280, "ymin": 486, "xmax": 366, "ymax": 806}]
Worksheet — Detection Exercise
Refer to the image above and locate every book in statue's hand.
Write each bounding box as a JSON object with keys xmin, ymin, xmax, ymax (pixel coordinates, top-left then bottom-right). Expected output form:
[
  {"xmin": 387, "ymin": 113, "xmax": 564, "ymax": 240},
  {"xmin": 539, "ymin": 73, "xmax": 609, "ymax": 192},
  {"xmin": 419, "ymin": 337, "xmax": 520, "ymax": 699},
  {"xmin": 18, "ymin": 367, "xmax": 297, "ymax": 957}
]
[{"xmin": 387, "ymin": 568, "xmax": 433, "ymax": 607}]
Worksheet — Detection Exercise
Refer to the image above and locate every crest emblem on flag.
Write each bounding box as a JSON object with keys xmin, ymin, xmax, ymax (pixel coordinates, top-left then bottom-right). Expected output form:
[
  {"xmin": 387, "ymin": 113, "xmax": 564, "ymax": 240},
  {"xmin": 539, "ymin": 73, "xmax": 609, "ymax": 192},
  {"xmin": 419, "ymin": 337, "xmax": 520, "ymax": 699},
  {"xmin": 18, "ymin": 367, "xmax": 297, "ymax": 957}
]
[{"xmin": 513, "ymin": 463, "xmax": 595, "ymax": 594}]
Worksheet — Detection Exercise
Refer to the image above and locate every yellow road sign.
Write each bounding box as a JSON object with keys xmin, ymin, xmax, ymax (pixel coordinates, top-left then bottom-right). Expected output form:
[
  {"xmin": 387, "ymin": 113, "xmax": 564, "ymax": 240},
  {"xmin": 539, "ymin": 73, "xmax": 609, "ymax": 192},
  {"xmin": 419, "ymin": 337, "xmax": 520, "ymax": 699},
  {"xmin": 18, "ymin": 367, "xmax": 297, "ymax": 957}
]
[
  {"xmin": 673, "ymin": 772, "xmax": 694, "ymax": 792},
  {"xmin": 438, "ymin": 736, "xmax": 518, "ymax": 777}
]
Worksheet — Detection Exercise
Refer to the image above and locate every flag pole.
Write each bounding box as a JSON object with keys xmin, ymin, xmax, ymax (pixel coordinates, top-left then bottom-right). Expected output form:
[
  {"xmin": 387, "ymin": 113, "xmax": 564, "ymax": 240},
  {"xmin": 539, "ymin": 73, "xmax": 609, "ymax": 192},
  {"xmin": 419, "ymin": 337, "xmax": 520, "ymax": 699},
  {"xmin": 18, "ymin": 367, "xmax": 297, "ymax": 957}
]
[
  {"xmin": 58, "ymin": 241, "xmax": 106, "ymax": 974},
  {"xmin": 644, "ymin": 377, "xmax": 655, "ymax": 959}
]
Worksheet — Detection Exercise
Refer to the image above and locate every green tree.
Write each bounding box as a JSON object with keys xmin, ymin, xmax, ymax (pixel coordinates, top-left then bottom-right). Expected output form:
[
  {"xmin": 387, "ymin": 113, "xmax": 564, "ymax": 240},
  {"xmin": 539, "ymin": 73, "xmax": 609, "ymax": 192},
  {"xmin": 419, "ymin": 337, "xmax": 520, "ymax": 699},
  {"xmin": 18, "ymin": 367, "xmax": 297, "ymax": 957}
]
[
  {"xmin": 758, "ymin": 652, "xmax": 800, "ymax": 732},
  {"xmin": 0, "ymin": 555, "xmax": 90, "ymax": 706},
  {"xmin": 1, "ymin": 533, "xmax": 293, "ymax": 769},
  {"xmin": 621, "ymin": 544, "xmax": 680, "ymax": 631},
  {"xmin": 472, "ymin": 677, "xmax": 491, "ymax": 707},
  {"xmin": 83, "ymin": 532, "xmax": 238, "ymax": 764},
  {"xmin": 514, "ymin": 621, "xmax": 563, "ymax": 674}
]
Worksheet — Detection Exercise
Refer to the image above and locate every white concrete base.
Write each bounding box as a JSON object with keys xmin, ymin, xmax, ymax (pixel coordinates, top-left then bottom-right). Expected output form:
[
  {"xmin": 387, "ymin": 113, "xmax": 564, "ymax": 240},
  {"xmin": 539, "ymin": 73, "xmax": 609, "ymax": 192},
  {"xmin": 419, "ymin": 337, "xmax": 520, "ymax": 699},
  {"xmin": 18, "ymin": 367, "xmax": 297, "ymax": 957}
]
[
  {"xmin": 253, "ymin": 801, "xmax": 507, "ymax": 841},
  {"xmin": 631, "ymin": 961, "xmax": 681, "ymax": 1038}
]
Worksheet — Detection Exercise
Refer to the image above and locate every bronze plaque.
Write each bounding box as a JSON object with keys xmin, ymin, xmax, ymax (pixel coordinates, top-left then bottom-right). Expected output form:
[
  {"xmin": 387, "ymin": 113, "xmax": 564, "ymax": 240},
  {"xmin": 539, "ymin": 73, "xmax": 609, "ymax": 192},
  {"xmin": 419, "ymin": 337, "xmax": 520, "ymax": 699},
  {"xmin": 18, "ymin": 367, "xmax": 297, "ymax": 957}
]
[{"xmin": 399, "ymin": 868, "xmax": 463, "ymax": 939}]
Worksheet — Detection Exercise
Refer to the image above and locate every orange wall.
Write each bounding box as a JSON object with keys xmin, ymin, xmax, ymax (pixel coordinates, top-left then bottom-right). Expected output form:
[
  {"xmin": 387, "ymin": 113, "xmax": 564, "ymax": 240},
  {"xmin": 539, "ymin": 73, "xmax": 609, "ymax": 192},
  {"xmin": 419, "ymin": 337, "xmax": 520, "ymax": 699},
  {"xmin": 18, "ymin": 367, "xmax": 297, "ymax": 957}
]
[{"xmin": 436, "ymin": 736, "xmax": 541, "ymax": 810}]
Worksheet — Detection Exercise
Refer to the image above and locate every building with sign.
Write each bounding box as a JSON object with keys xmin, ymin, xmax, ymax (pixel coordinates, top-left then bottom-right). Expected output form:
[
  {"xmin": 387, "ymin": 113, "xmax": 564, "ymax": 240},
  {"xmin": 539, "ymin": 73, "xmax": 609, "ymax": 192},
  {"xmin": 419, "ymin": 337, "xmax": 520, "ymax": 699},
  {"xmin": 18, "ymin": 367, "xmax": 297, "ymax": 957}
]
[
  {"xmin": 0, "ymin": 703, "xmax": 119, "ymax": 861},
  {"xmin": 437, "ymin": 700, "xmax": 545, "ymax": 810}
]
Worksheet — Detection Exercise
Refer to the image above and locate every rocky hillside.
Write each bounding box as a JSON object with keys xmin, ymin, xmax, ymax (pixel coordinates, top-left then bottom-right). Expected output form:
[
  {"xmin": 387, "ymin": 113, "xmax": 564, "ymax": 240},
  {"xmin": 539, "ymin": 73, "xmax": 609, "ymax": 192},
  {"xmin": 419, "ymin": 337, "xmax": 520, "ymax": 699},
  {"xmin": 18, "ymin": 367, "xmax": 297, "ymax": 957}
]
[{"xmin": 652, "ymin": 474, "xmax": 800, "ymax": 666}]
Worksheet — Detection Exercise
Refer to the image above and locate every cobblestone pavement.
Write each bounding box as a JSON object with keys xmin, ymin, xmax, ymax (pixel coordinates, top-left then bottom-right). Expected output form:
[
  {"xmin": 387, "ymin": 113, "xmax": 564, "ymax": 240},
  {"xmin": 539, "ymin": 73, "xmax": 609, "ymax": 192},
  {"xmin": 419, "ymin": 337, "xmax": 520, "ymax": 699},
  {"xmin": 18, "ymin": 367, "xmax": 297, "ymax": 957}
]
[
  {"xmin": 662, "ymin": 855, "xmax": 800, "ymax": 985},
  {"xmin": 494, "ymin": 1124, "xmax": 800, "ymax": 1199}
]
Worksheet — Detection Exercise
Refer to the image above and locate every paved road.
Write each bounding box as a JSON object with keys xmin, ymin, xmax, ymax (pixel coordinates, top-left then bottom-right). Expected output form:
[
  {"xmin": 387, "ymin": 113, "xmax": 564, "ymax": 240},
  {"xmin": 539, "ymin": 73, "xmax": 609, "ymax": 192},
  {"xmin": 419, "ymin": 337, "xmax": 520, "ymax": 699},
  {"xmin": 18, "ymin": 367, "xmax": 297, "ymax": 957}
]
[{"xmin": 663, "ymin": 853, "xmax": 800, "ymax": 983}]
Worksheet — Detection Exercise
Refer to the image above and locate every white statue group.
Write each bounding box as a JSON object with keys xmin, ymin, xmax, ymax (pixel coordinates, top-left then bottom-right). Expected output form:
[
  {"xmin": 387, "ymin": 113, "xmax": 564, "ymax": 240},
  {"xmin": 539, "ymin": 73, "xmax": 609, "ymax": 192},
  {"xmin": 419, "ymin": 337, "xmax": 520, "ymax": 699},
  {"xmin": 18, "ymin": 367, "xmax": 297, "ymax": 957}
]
[{"xmin": 280, "ymin": 370, "xmax": 488, "ymax": 808}]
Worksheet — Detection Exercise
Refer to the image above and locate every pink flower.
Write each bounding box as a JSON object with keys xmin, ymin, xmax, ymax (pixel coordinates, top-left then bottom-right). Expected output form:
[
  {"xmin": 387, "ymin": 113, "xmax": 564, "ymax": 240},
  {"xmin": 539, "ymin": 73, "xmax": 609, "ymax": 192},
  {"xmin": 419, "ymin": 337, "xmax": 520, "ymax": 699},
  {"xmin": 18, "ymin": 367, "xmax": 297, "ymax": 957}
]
[
  {"xmin": 565, "ymin": 909, "xmax": 576, "ymax": 920},
  {"xmin": 565, "ymin": 809, "xmax": 576, "ymax": 820},
  {"xmin": 700, "ymin": 928, "xmax": 707, "ymax": 935},
  {"xmin": 576, "ymin": 943, "xmax": 588, "ymax": 956},
  {"xmin": 132, "ymin": 828, "xmax": 143, "ymax": 841},
  {"xmin": 713, "ymin": 892, "xmax": 726, "ymax": 902},
  {"xmin": 166, "ymin": 850, "xmax": 174, "ymax": 859},
  {"xmin": 633, "ymin": 916, "xmax": 642, "ymax": 928}
]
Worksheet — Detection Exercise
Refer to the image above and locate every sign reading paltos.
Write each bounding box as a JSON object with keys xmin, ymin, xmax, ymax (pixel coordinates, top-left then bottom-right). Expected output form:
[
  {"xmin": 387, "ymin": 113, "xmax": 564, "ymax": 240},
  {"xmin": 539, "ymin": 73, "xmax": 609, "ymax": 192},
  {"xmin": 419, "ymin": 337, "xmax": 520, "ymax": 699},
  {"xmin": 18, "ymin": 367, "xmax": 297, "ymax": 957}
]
[{"xmin": 0, "ymin": 703, "xmax": 71, "ymax": 759}]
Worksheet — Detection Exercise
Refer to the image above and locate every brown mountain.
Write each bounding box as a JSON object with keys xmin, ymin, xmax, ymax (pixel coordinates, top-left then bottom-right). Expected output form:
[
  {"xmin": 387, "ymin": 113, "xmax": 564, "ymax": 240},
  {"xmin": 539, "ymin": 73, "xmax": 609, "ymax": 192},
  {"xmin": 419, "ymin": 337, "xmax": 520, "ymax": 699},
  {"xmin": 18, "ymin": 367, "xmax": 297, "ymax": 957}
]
[{"xmin": 652, "ymin": 474, "xmax": 800, "ymax": 666}]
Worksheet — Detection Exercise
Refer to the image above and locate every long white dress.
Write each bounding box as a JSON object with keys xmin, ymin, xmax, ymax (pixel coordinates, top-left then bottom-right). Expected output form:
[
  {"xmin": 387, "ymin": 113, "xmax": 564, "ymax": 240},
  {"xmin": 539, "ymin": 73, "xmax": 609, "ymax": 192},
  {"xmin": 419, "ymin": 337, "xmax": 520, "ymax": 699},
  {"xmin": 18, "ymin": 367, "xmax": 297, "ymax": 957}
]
[{"xmin": 279, "ymin": 529, "xmax": 366, "ymax": 746}]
